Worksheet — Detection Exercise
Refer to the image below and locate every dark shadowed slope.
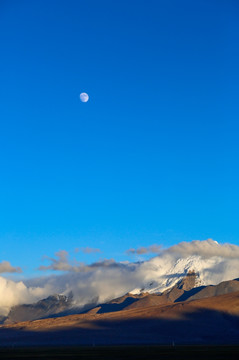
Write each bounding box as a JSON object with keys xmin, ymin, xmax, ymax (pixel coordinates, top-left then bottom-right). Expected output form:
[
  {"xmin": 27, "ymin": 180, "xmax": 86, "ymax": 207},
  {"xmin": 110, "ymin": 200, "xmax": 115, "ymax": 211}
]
[
  {"xmin": 4, "ymin": 276, "xmax": 239, "ymax": 324},
  {"xmin": 96, "ymin": 276, "xmax": 239, "ymax": 313},
  {"xmin": 1, "ymin": 290, "xmax": 239, "ymax": 346},
  {"xmin": 183, "ymin": 278, "xmax": 239, "ymax": 302},
  {"xmin": 94, "ymin": 272, "xmax": 198, "ymax": 313}
]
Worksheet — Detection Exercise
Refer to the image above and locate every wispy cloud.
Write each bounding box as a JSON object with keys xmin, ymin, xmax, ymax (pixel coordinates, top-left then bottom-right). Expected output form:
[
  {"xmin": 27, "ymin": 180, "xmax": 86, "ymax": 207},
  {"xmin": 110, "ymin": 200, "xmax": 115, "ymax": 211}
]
[
  {"xmin": 39, "ymin": 250, "xmax": 116, "ymax": 273},
  {"xmin": 75, "ymin": 247, "xmax": 101, "ymax": 254},
  {"xmin": 39, "ymin": 250, "xmax": 84, "ymax": 272},
  {"xmin": 126, "ymin": 244, "xmax": 161, "ymax": 255},
  {"xmin": 82, "ymin": 247, "xmax": 101, "ymax": 254}
]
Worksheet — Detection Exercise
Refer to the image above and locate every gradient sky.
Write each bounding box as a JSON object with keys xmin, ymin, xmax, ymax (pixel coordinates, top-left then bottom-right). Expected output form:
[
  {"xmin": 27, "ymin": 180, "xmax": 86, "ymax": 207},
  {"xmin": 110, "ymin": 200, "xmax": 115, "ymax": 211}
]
[{"xmin": 0, "ymin": 0, "xmax": 239, "ymax": 276}]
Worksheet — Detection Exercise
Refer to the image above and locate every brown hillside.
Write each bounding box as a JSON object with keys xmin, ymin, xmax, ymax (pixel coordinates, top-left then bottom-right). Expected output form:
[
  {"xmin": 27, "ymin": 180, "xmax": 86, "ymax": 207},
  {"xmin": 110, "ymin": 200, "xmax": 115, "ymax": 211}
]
[
  {"xmin": 2, "ymin": 290, "xmax": 239, "ymax": 332},
  {"xmin": 1, "ymin": 291, "xmax": 239, "ymax": 346}
]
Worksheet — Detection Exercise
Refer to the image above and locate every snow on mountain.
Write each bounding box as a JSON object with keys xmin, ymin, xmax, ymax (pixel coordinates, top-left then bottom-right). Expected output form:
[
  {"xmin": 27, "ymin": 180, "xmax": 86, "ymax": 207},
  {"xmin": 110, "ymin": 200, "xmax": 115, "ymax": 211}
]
[
  {"xmin": 2, "ymin": 240, "xmax": 239, "ymax": 317},
  {"xmin": 130, "ymin": 253, "xmax": 239, "ymax": 294}
]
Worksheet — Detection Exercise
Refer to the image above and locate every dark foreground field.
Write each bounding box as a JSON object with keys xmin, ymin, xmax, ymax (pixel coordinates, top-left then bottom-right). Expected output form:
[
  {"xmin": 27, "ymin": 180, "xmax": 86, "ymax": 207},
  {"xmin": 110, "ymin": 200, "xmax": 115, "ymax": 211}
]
[
  {"xmin": 1, "ymin": 346, "xmax": 239, "ymax": 360},
  {"xmin": 2, "ymin": 292, "xmax": 239, "ymax": 358}
]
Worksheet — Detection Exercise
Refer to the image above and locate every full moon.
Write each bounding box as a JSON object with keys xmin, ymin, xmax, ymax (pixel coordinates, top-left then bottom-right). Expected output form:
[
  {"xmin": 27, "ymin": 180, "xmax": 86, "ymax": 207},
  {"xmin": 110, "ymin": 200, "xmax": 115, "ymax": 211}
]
[{"xmin": 79, "ymin": 92, "xmax": 89, "ymax": 102}]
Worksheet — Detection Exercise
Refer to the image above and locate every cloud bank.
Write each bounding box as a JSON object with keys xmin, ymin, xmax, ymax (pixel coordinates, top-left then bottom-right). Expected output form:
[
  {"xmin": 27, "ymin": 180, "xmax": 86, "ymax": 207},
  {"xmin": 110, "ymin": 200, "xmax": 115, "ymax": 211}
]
[
  {"xmin": 0, "ymin": 277, "xmax": 52, "ymax": 316},
  {"xmin": 2, "ymin": 239, "xmax": 239, "ymax": 316}
]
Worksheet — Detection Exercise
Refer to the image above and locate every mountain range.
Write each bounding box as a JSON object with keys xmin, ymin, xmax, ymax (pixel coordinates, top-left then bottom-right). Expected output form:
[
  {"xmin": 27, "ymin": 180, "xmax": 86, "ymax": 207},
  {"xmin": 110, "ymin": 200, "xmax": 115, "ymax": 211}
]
[
  {"xmin": 1, "ymin": 275, "xmax": 239, "ymax": 346},
  {"xmin": 2, "ymin": 254, "xmax": 239, "ymax": 345}
]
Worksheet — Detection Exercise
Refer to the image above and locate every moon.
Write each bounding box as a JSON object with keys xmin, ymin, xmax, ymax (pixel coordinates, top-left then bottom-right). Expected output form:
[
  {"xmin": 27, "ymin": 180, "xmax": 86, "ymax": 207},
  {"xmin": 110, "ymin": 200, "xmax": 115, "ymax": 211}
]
[{"xmin": 79, "ymin": 92, "xmax": 89, "ymax": 102}]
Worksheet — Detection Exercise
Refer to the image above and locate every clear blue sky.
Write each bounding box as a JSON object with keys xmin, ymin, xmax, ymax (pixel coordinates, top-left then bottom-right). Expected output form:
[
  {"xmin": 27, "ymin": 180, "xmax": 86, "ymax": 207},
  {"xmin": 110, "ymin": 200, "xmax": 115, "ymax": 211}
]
[{"xmin": 0, "ymin": 0, "xmax": 238, "ymax": 276}]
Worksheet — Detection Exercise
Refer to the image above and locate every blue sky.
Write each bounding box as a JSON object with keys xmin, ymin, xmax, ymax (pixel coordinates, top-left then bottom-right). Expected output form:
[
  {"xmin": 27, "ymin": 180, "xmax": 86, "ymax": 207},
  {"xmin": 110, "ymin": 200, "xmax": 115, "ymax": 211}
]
[{"xmin": 0, "ymin": 0, "xmax": 238, "ymax": 276}]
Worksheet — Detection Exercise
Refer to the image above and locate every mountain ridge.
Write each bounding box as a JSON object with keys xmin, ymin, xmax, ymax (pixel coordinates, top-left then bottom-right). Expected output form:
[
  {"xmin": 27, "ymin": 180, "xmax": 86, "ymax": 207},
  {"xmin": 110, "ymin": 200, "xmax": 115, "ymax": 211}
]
[
  {"xmin": 2, "ymin": 290, "xmax": 239, "ymax": 346},
  {"xmin": 4, "ymin": 257, "xmax": 239, "ymax": 325},
  {"xmin": 5, "ymin": 271, "xmax": 238, "ymax": 325}
]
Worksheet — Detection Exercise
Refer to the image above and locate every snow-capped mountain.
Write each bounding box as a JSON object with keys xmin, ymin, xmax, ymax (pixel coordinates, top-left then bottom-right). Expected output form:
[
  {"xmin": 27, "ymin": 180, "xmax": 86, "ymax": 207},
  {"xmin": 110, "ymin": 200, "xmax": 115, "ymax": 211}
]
[
  {"xmin": 130, "ymin": 253, "xmax": 238, "ymax": 294},
  {"xmin": 2, "ymin": 239, "xmax": 239, "ymax": 322}
]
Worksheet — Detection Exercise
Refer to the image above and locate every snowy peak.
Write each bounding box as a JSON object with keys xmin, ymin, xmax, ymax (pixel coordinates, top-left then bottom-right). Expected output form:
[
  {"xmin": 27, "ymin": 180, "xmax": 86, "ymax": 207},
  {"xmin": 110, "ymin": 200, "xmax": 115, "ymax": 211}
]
[{"xmin": 131, "ymin": 254, "xmax": 226, "ymax": 295}]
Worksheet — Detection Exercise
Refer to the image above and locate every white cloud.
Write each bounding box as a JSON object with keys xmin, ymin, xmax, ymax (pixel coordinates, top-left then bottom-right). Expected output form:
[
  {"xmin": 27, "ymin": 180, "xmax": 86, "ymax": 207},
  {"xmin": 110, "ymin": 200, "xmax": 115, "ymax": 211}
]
[
  {"xmin": 0, "ymin": 276, "xmax": 52, "ymax": 316},
  {"xmin": 167, "ymin": 239, "xmax": 239, "ymax": 258},
  {"xmin": 2, "ymin": 239, "xmax": 239, "ymax": 317}
]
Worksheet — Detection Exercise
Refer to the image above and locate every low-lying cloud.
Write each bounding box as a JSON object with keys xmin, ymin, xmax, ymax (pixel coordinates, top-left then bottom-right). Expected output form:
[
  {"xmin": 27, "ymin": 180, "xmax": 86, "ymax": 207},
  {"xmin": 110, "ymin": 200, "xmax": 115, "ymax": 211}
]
[
  {"xmin": 0, "ymin": 277, "xmax": 52, "ymax": 316},
  {"xmin": 2, "ymin": 239, "xmax": 239, "ymax": 317}
]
